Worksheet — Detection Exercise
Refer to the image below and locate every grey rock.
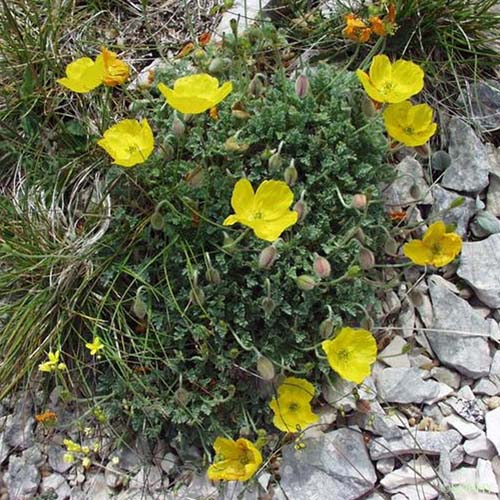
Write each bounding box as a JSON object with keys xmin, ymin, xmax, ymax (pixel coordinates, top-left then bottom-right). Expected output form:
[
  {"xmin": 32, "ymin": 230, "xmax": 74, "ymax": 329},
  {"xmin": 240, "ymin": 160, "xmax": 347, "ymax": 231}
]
[
  {"xmin": 159, "ymin": 451, "xmax": 178, "ymax": 475},
  {"xmin": 380, "ymin": 456, "xmax": 436, "ymax": 489},
  {"xmin": 4, "ymin": 413, "xmax": 34, "ymax": 451},
  {"xmin": 457, "ymin": 234, "xmax": 500, "ymax": 308},
  {"xmin": 369, "ymin": 429, "xmax": 462, "ymax": 460},
  {"xmin": 348, "ymin": 400, "xmax": 402, "ymax": 439},
  {"xmin": 280, "ymin": 428, "xmax": 376, "ymax": 500},
  {"xmin": 0, "ymin": 433, "xmax": 10, "ymax": 464},
  {"xmin": 447, "ymin": 396, "xmax": 484, "ymax": 424},
  {"xmin": 441, "ymin": 118, "xmax": 492, "ymax": 193},
  {"xmin": 473, "ymin": 378, "xmax": 499, "ymax": 396},
  {"xmin": 429, "ymin": 185, "xmax": 476, "ymax": 236},
  {"xmin": 487, "ymin": 174, "xmax": 500, "ymax": 217},
  {"xmin": 464, "ymin": 433, "xmax": 497, "ymax": 459},
  {"xmin": 379, "ymin": 336, "xmax": 410, "ymax": 368},
  {"xmin": 382, "ymin": 157, "xmax": 433, "ymax": 206},
  {"xmin": 397, "ymin": 299, "xmax": 415, "ymax": 338},
  {"xmin": 5, "ymin": 454, "xmax": 40, "ymax": 499},
  {"xmin": 83, "ymin": 472, "xmax": 112, "ymax": 500},
  {"xmin": 476, "ymin": 458, "xmax": 499, "ymax": 493},
  {"xmin": 376, "ymin": 457, "xmax": 395, "ymax": 474},
  {"xmin": 376, "ymin": 367, "xmax": 441, "ymax": 403},
  {"xmin": 485, "ymin": 407, "xmax": 500, "ymax": 454},
  {"xmin": 40, "ymin": 472, "xmax": 71, "ymax": 500},
  {"xmin": 465, "ymin": 79, "xmax": 500, "ymax": 132},
  {"xmin": 104, "ymin": 463, "xmax": 123, "ymax": 489},
  {"xmin": 444, "ymin": 414, "xmax": 482, "ymax": 439},
  {"xmin": 387, "ymin": 482, "xmax": 440, "ymax": 500},
  {"xmin": 129, "ymin": 465, "xmax": 163, "ymax": 491},
  {"xmin": 111, "ymin": 445, "xmax": 143, "ymax": 473},
  {"xmin": 48, "ymin": 445, "xmax": 73, "ymax": 474},
  {"xmin": 427, "ymin": 277, "xmax": 493, "ymax": 378},
  {"xmin": 450, "ymin": 444, "xmax": 465, "ymax": 468},
  {"xmin": 431, "ymin": 367, "xmax": 461, "ymax": 389}
]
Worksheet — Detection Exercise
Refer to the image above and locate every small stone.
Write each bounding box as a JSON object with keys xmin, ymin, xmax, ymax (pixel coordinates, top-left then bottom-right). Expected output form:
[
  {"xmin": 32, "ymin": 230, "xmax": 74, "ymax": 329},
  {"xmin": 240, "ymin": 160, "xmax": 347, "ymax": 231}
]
[
  {"xmin": 473, "ymin": 378, "xmax": 499, "ymax": 396},
  {"xmin": 464, "ymin": 79, "xmax": 500, "ymax": 132},
  {"xmin": 397, "ymin": 299, "xmax": 415, "ymax": 338},
  {"xmin": 430, "ymin": 185, "xmax": 476, "ymax": 236},
  {"xmin": 427, "ymin": 277, "xmax": 493, "ymax": 378},
  {"xmin": 4, "ymin": 413, "xmax": 35, "ymax": 451},
  {"xmin": 348, "ymin": 400, "xmax": 401, "ymax": 439},
  {"xmin": 5, "ymin": 454, "xmax": 40, "ymax": 499},
  {"xmin": 457, "ymin": 386, "xmax": 476, "ymax": 401},
  {"xmin": 388, "ymin": 482, "xmax": 440, "ymax": 500},
  {"xmin": 280, "ymin": 429, "xmax": 376, "ymax": 500},
  {"xmin": 485, "ymin": 396, "xmax": 500, "ymax": 410},
  {"xmin": 379, "ymin": 336, "xmax": 410, "ymax": 368},
  {"xmin": 450, "ymin": 444, "xmax": 465, "ymax": 468},
  {"xmin": 48, "ymin": 445, "xmax": 73, "ymax": 474},
  {"xmin": 84, "ymin": 472, "xmax": 112, "ymax": 500},
  {"xmin": 441, "ymin": 117, "xmax": 492, "ymax": 193},
  {"xmin": 431, "ymin": 367, "xmax": 461, "ymax": 389},
  {"xmin": 40, "ymin": 472, "xmax": 71, "ymax": 500},
  {"xmin": 464, "ymin": 433, "xmax": 497, "ymax": 459},
  {"xmin": 129, "ymin": 465, "xmax": 162, "ymax": 491},
  {"xmin": 159, "ymin": 451, "xmax": 178, "ymax": 475},
  {"xmin": 104, "ymin": 463, "xmax": 123, "ymax": 489},
  {"xmin": 485, "ymin": 407, "xmax": 500, "ymax": 454},
  {"xmin": 476, "ymin": 459, "xmax": 499, "ymax": 493},
  {"xmin": 380, "ymin": 456, "xmax": 436, "ymax": 489},
  {"xmin": 369, "ymin": 429, "xmax": 462, "ymax": 460},
  {"xmin": 444, "ymin": 414, "xmax": 482, "ymax": 439},
  {"xmin": 376, "ymin": 367, "xmax": 441, "ymax": 404},
  {"xmin": 457, "ymin": 233, "xmax": 500, "ymax": 308},
  {"xmin": 383, "ymin": 157, "xmax": 433, "ymax": 206},
  {"xmin": 376, "ymin": 457, "xmax": 395, "ymax": 475},
  {"xmin": 487, "ymin": 174, "xmax": 500, "ymax": 217}
]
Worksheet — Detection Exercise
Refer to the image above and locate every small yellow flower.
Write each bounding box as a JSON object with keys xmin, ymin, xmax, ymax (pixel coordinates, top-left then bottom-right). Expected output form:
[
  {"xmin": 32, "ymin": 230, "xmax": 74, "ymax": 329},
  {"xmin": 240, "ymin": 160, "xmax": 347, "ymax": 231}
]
[
  {"xmin": 403, "ymin": 221, "xmax": 462, "ymax": 268},
  {"xmin": 38, "ymin": 350, "xmax": 64, "ymax": 373},
  {"xmin": 322, "ymin": 327, "xmax": 377, "ymax": 384},
  {"xmin": 383, "ymin": 101, "xmax": 437, "ymax": 147},
  {"xmin": 81, "ymin": 457, "xmax": 92, "ymax": 469},
  {"xmin": 223, "ymin": 178, "xmax": 298, "ymax": 242},
  {"xmin": 343, "ymin": 13, "xmax": 372, "ymax": 43},
  {"xmin": 63, "ymin": 439, "xmax": 82, "ymax": 453},
  {"xmin": 57, "ymin": 57, "xmax": 105, "ymax": 93},
  {"xmin": 85, "ymin": 337, "xmax": 104, "ymax": 356},
  {"xmin": 269, "ymin": 377, "xmax": 319, "ymax": 433},
  {"xmin": 207, "ymin": 437, "xmax": 262, "ymax": 482},
  {"xmin": 97, "ymin": 48, "xmax": 129, "ymax": 87},
  {"xmin": 158, "ymin": 74, "xmax": 233, "ymax": 114},
  {"xmin": 356, "ymin": 54, "xmax": 424, "ymax": 103},
  {"xmin": 63, "ymin": 453, "xmax": 75, "ymax": 464},
  {"xmin": 97, "ymin": 119, "xmax": 154, "ymax": 167}
]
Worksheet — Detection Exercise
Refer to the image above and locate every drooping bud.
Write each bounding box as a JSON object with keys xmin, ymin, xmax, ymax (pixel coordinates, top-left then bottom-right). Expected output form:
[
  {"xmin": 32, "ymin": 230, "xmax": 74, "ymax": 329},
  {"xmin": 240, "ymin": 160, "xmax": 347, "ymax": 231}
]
[
  {"xmin": 359, "ymin": 247, "xmax": 376, "ymax": 270},
  {"xmin": 293, "ymin": 190, "xmax": 307, "ymax": 222},
  {"xmin": 296, "ymin": 274, "xmax": 316, "ymax": 291},
  {"xmin": 352, "ymin": 193, "xmax": 367, "ymax": 210},
  {"xmin": 319, "ymin": 318, "xmax": 334, "ymax": 338},
  {"xmin": 224, "ymin": 134, "xmax": 249, "ymax": 153},
  {"xmin": 361, "ymin": 94, "xmax": 377, "ymax": 118},
  {"xmin": 223, "ymin": 232, "xmax": 237, "ymax": 253},
  {"xmin": 132, "ymin": 295, "xmax": 147, "ymax": 319},
  {"xmin": 231, "ymin": 101, "xmax": 251, "ymax": 120},
  {"xmin": 295, "ymin": 73, "xmax": 309, "ymax": 98},
  {"xmin": 256, "ymin": 356, "xmax": 275, "ymax": 380},
  {"xmin": 150, "ymin": 210, "xmax": 164, "ymax": 231},
  {"xmin": 313, "ymin": 253, "xmax": 331, "ymax": 279},
  {"xmin": 261, "ymin": 296, "xmax": 276, "ymax": 317},
  {"xmin": 248, "ymin": 74, "xmax": 265, "ymax": 97},
  {"xmin": 258, "ymin": 245, "xmax": 278, "ymax": 270},
  {"xmin": 205, "ymin": 267, "xmax": 221, "ymax": 285},
  {"xmin": 189, "ymin": 286, "xmax": 205, "ymax": 306},
  {"xmin": 360, "ymin": 315, "xmax": 374, "ymax": 331},
  {"xmin": 384, "ymin": 237, "xmax": 398, "ymax": 256},
  {"xmin": 171, "ymin": 113, "xmax": 185, "ymax": 139},
  {"xmin": 208, "ymin": 57, "xmax": 225, "ymax": 74},
  {"xmin": 268, "ymin": 141, "xmax": 284, "ymax": 171},
  {"xmin": 414, "ymin": 143, "xmax": 430, "ymax": 158},
  {"xmin": 354, "ymin": 228, "xmax": 366, "ymax": 244},
  {"xmin": 284, "ymin": 159, "xmax": 298, "ymax": 186},
  {"xmin": 162, "ymin": 142, "xmax": 175, "ymax": 161},
  {"xmin": 185, "ymin": 167, "xmax": 204, "ymax": 188},
  {"xmin": 174, "ymin": 387, "xmax": 192, "ymax": 405}
]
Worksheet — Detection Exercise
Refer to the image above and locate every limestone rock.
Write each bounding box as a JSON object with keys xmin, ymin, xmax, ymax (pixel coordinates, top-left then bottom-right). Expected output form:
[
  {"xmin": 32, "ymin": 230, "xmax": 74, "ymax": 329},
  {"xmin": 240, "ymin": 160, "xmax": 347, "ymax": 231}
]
[
  {"xmin": 463, "ymin": 433, "xmax": 497, "ymax": 459},
  {"xmin": 485, "ymin": 406, "xmax": 500, "ymax": 454}
]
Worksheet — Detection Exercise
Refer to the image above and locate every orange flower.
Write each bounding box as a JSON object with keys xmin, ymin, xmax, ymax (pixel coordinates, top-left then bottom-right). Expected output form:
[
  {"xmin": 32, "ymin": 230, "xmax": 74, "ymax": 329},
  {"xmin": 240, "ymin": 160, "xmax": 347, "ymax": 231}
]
[
  {"xmin": 369, "ymin": 16, "xmax": 386, "ymax": 36},
  {"xmin": 198, "ymin": 32, "xmax": 212, "ymax": 46},
  {"xmin": 99, "ymin": 48, "xmax": 129, "ymax": 87},
  {"xmin": 176, "ymin": 42, "xmax": 195, "ymax": 59},
  {"xmin": 388, "ymin": 210, "xmax": 406, "ymax": 222},
  {"xmin": 388, "ymin": 2, "xmax": 397, "ymax": 23},
  {"xmin": 35, "ymin": 410, "xmax": 58, "ymax": 425},
  {"xmin": 209, "ymin": 106, "xmax": 219, "ymax": 120},
  {"xmin": 343, "ymin": 13, "xmax": 372, "ymax": 43}
]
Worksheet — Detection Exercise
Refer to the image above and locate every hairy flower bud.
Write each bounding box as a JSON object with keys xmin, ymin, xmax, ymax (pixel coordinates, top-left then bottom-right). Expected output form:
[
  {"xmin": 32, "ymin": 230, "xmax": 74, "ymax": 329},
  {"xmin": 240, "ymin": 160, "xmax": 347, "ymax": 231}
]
[
  {"xmin": 132, "ymin": 296, "xmax": 147, "ymax": 319},
  {"xmin": 361, "ymin": 94, "xmax": 377, "ymax": 118},
  {"xmin": 171, "ymin": 113, "xmax": 185, "ymax": 139},
  {"xmin": 296, "ymin": 274, "xmax": 316, "ymax": 291},
  {"xmin": 258, "ymin": 245, "xmax": 278, "ymax": 270},
  {"xmin": 261, "ymin": 296, "xmax": 276, "ymax": 317},
  {"xmin": 224, "ymin": 135, "xmax": 249, "ymax": 153},
  {"xmin": 268, "ymin": 151, "xmax": 282, "ymax": 170},
  {"xmin": 359, "ymin": 247, "xmax": 376, "ymax": 270},
  {"xmin": 205, "ymin": 267, "xmax": 221, "ymax": 285},
  {"xmin": 256, "ymin": 356, "xmax": 275, "ymax": 380},
  {"xmin": 248, "ymin": 74, "xmax": 265, "ymax": 97},
  {"xmin": 223, "ymin": 232, "xmax": 237, "ymax": 253},
  {"xmin": 352, "ymin": 193, "xmax": 367, "ymax": 209},
  {"xmin": 284, "ymin": 160, "xmax": 298, "ymax": 186},
  {"xmin": 313, "ymin": 253, "xmax": 331, "ymax": 279},
  {"xmin": 208, "ymin": 57, "xmax": 225, "ymax": 74},
  {"xmin": 319, "ymin": 318, "xmax": 334, "ymax": 338},
  {"xmin": 295, "ymin": 73, "xmax": 309, "ymax": 98},
  {"xmin": 189, "ymin": 286, "xmax": 205, "ymax": 306},
  {"xmin": 150, "ymin": 210, "xmax": 164, "ymax": 231}
]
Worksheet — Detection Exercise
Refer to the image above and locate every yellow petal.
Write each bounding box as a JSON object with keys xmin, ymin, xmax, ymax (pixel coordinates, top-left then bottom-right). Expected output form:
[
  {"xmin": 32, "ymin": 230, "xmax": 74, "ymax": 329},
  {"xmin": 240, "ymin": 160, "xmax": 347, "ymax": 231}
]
[
  {"xmin": 423, "ymin": 221, "xmax": 446, "ymax": 246},
  {"xmin": 250, "ymin": 211, "xmax": 298, "ymax": 242},
  {"xmin": 369, "ymin": 54, "xmax": 392, "ymax": 86},
  {"xmin": 408, "ymin": 103, "xmax": 434, "ymax": 131},
  {"xmin": 231, "ymin": 178, "xmax": 255, "ymax": 218},
  {"xmin": 174, "ymin": 73, "xmax": 219, "ymax": 95},
  {"xmin": 430, "ymin": 232, "xmax": 462, "ymax": 267},
  {"xmin": 356, "ymin": 69, "xmax": 385, "ymax": 103},
  {"xmin": 58, "ymin": 57, "xmax": 104, "ymax": 93},
  {"xmin": 254, "ymin": 180, "xmax": 294, "ymax": 219},
  {"xmin": 403, "ymin": 239, "xmax": 433, "ymax": 266},
  {"xmin": 391, "ymin": 59, "xmax": 424, "ymax": 98},
  {"xmin": 223, "ymin": 214, "xmax": 239, "ymax": 226},
  {"xmin": 277, "ymin": 377, "xmax": 315, "ymax": 401},
  {"xmin": 214, "ymin": 81, "xmax": 234, "ymax": 105}
]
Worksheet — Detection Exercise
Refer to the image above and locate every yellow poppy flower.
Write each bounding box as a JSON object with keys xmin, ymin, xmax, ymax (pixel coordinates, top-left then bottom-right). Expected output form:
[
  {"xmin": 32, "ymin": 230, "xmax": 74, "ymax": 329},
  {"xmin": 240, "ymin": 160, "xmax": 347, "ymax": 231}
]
[
  {"xmin": 57, "ymin": 57, "xmax": 105, "ymax": 93},
  {"xmin": 356, "ymin": 54, "xmax": 424, "ymax": 103},
  {"xmin": 322, "ymin": 327, "xmax": 377, "ymax": 384},
  {"xmin": 269, "ymin": 377, "xmax": 319, "ymax": 433},
  {"xmin": 383, "ymin": 100, "xmax": 437, "ymax": 147},
  {"xmin": 97, "ymin": 48, "xmax": 129, "ymax": 87},
  {"xmin": 223, "ymin": 179, "xmax": 298, "ymax": 242},
  {"xmin": 403, "ymin": 221, "xmax": 462, "ymax": 268},
  {"xmin": 207, "ymin": 437, "xmax": 262, "ymax": 482},
  {"xmin": 85, "ymin": 337, "xmax": 104, "ymax": 356},
  {"xmin": 343, "ymin": 13, "xmax": 372, "ymax": 43},
  {"xmin": 97, "ymin": 119, "xmax": 154, "ymax": 167},
  {"xmin": 158, "ymin": 74, "xmax": 233, "ymax": 114}
]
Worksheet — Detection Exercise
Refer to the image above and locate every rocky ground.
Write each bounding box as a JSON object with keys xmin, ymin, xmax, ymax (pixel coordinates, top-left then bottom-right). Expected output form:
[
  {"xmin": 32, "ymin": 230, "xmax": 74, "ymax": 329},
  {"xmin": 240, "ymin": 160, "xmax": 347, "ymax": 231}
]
[{"xmin": 2, "ymin": 1, "xmax": 500, "ymax": 499}]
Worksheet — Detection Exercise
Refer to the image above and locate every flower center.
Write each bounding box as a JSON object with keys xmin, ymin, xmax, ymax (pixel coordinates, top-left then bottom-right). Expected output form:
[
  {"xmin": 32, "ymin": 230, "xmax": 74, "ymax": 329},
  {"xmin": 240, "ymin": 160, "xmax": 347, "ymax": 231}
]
[
  {"xmin": 253, "ymin": 211, "xmax": 264, "ymax": 220},
  {"xmin": 381, "ymin": 82, "xmax": 395, "ymax": 94},
  {"xmin": 404, "ymin": 127, "xmax": 414, "ymax": 135},
  {"xmin": 337, "ymin": 348, "xmax": 350, "ymax": 362},
  {"xmin": 431, "ymin": 243, "xmax": 442, "ymax": 255},
  {"xmin": 127, "ymin": 144, "xmax": 139, "ymax": 155},
  {"xmin": 239, "ymin": 451, "xmax": 251, "ymax": 465},
  {"xmin": 288, "ymin": 402, "xmax": 300, "ymax": 413}
]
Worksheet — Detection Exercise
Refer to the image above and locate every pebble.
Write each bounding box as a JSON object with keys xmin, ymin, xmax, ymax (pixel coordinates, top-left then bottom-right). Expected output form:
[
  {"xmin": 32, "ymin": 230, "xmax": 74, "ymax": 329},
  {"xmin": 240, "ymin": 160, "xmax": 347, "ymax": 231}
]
[
  {"xmin": 485, "ymin": 406, "xmax": 500, "ymax": 454},
  {"xmin": 444, "ymin": 414, "xmax": 482, "ymax": 439},
  {"xmin": 379, "ymin": 336, "xmax": 410, "ymax": 368},
  {"xmin": 463, "ymin": 433, "xmax": 497, "ymax": 459},
  {"xmin": 431, "ymin": 366, "xmax": 461, "ymax": 389}
]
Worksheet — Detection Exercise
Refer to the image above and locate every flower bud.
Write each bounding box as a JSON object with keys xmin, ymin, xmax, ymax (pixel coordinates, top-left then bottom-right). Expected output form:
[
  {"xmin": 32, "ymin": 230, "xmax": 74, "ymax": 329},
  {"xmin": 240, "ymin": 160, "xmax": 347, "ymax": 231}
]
[
  {"xmin": 205, "ymin": 267, "xmax": 221, "ymax": 285},
  {"xmin": 268, "ymin": 151, "xmax": 282, "ymax": 170},
  {"xmin": 346, "ymin": 265, "xmax": 362, "ymax": 278},
  {"xmin": 295, "ymin": 73, "xmax": 309, "ymax": 98},
  {"xmin": 189, "ymin": 286, "xmax": 205, "ymax": 306},
  {"xmin": 319, "ymin": 318, "xmax": 334, "ymax": 338},
  {"xmin": 284, "ymin": 160, "xmax": 298, "ymax": 186},
  {"xmin": 293, "ymin": 191, "xmax": 307, "ymax": 222},
  {"xmin": 352, "ymin": 193, "xmax": 367, "ymax": 210},
  {"xmin": 361, "ymin": 94, "xmax": 377, "ymax": 118},
  {"xmin": 256, "ymin": 356, "xmax": 275, "ymax": 380},
  {"xmin": 150, "ymin": 210, "xmax": 164, "ymax": 231},
  {"xmin": 261, "ymin": 296, "xmax": 276, "ymax": 317},
  {"xmin": 296, "ymin": 274, "xmax": 316, "ymax": 291},
  {"xmin": 171, "ymin": 113, "xmax": 185, "ymax": 139},
  {"xmin": 359, "ymin": 247, "xmax": 376, "ymax": 270},
  {"xmin": 248, "ymin": 74, "xmax": 265, "ymax": 97},
  {"xmin": 223, "ymin": 232, "xmax": 237, "ymax": 253},
  {"xmin": 162, "ymin": 142, "xmax": 175, "ymax": 161},
  {"xmin": 354, "ymin": 228, "xmax": 366, "ymax": 244},
  {"xmin": 224, "ymin": 135, "xmax": 249, "ymax": 153},
  {"xmin": 360, "ymin": 315, "xmax": 374, "ymax": 331},
  {"xmin": 185, "ymin": 167, "xmax": 204, "ymax": 188},
  {"xmin": 132, "ymin": 296, "xmax": 147, "ymax": 319},
  {"xmin": 313, "ymin": 253, "xmax": 331, "ymax": 279},
  {"xmin": 258, "ymin": 245, "xmax": 278, "ymax": 270},
  {"xmin": 174, "ymin": 387, "xmax": 192, "ymax": 405},
  {"xmin": 208, "ymin": 57, "xmax": 225, "ymax": 74}
]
